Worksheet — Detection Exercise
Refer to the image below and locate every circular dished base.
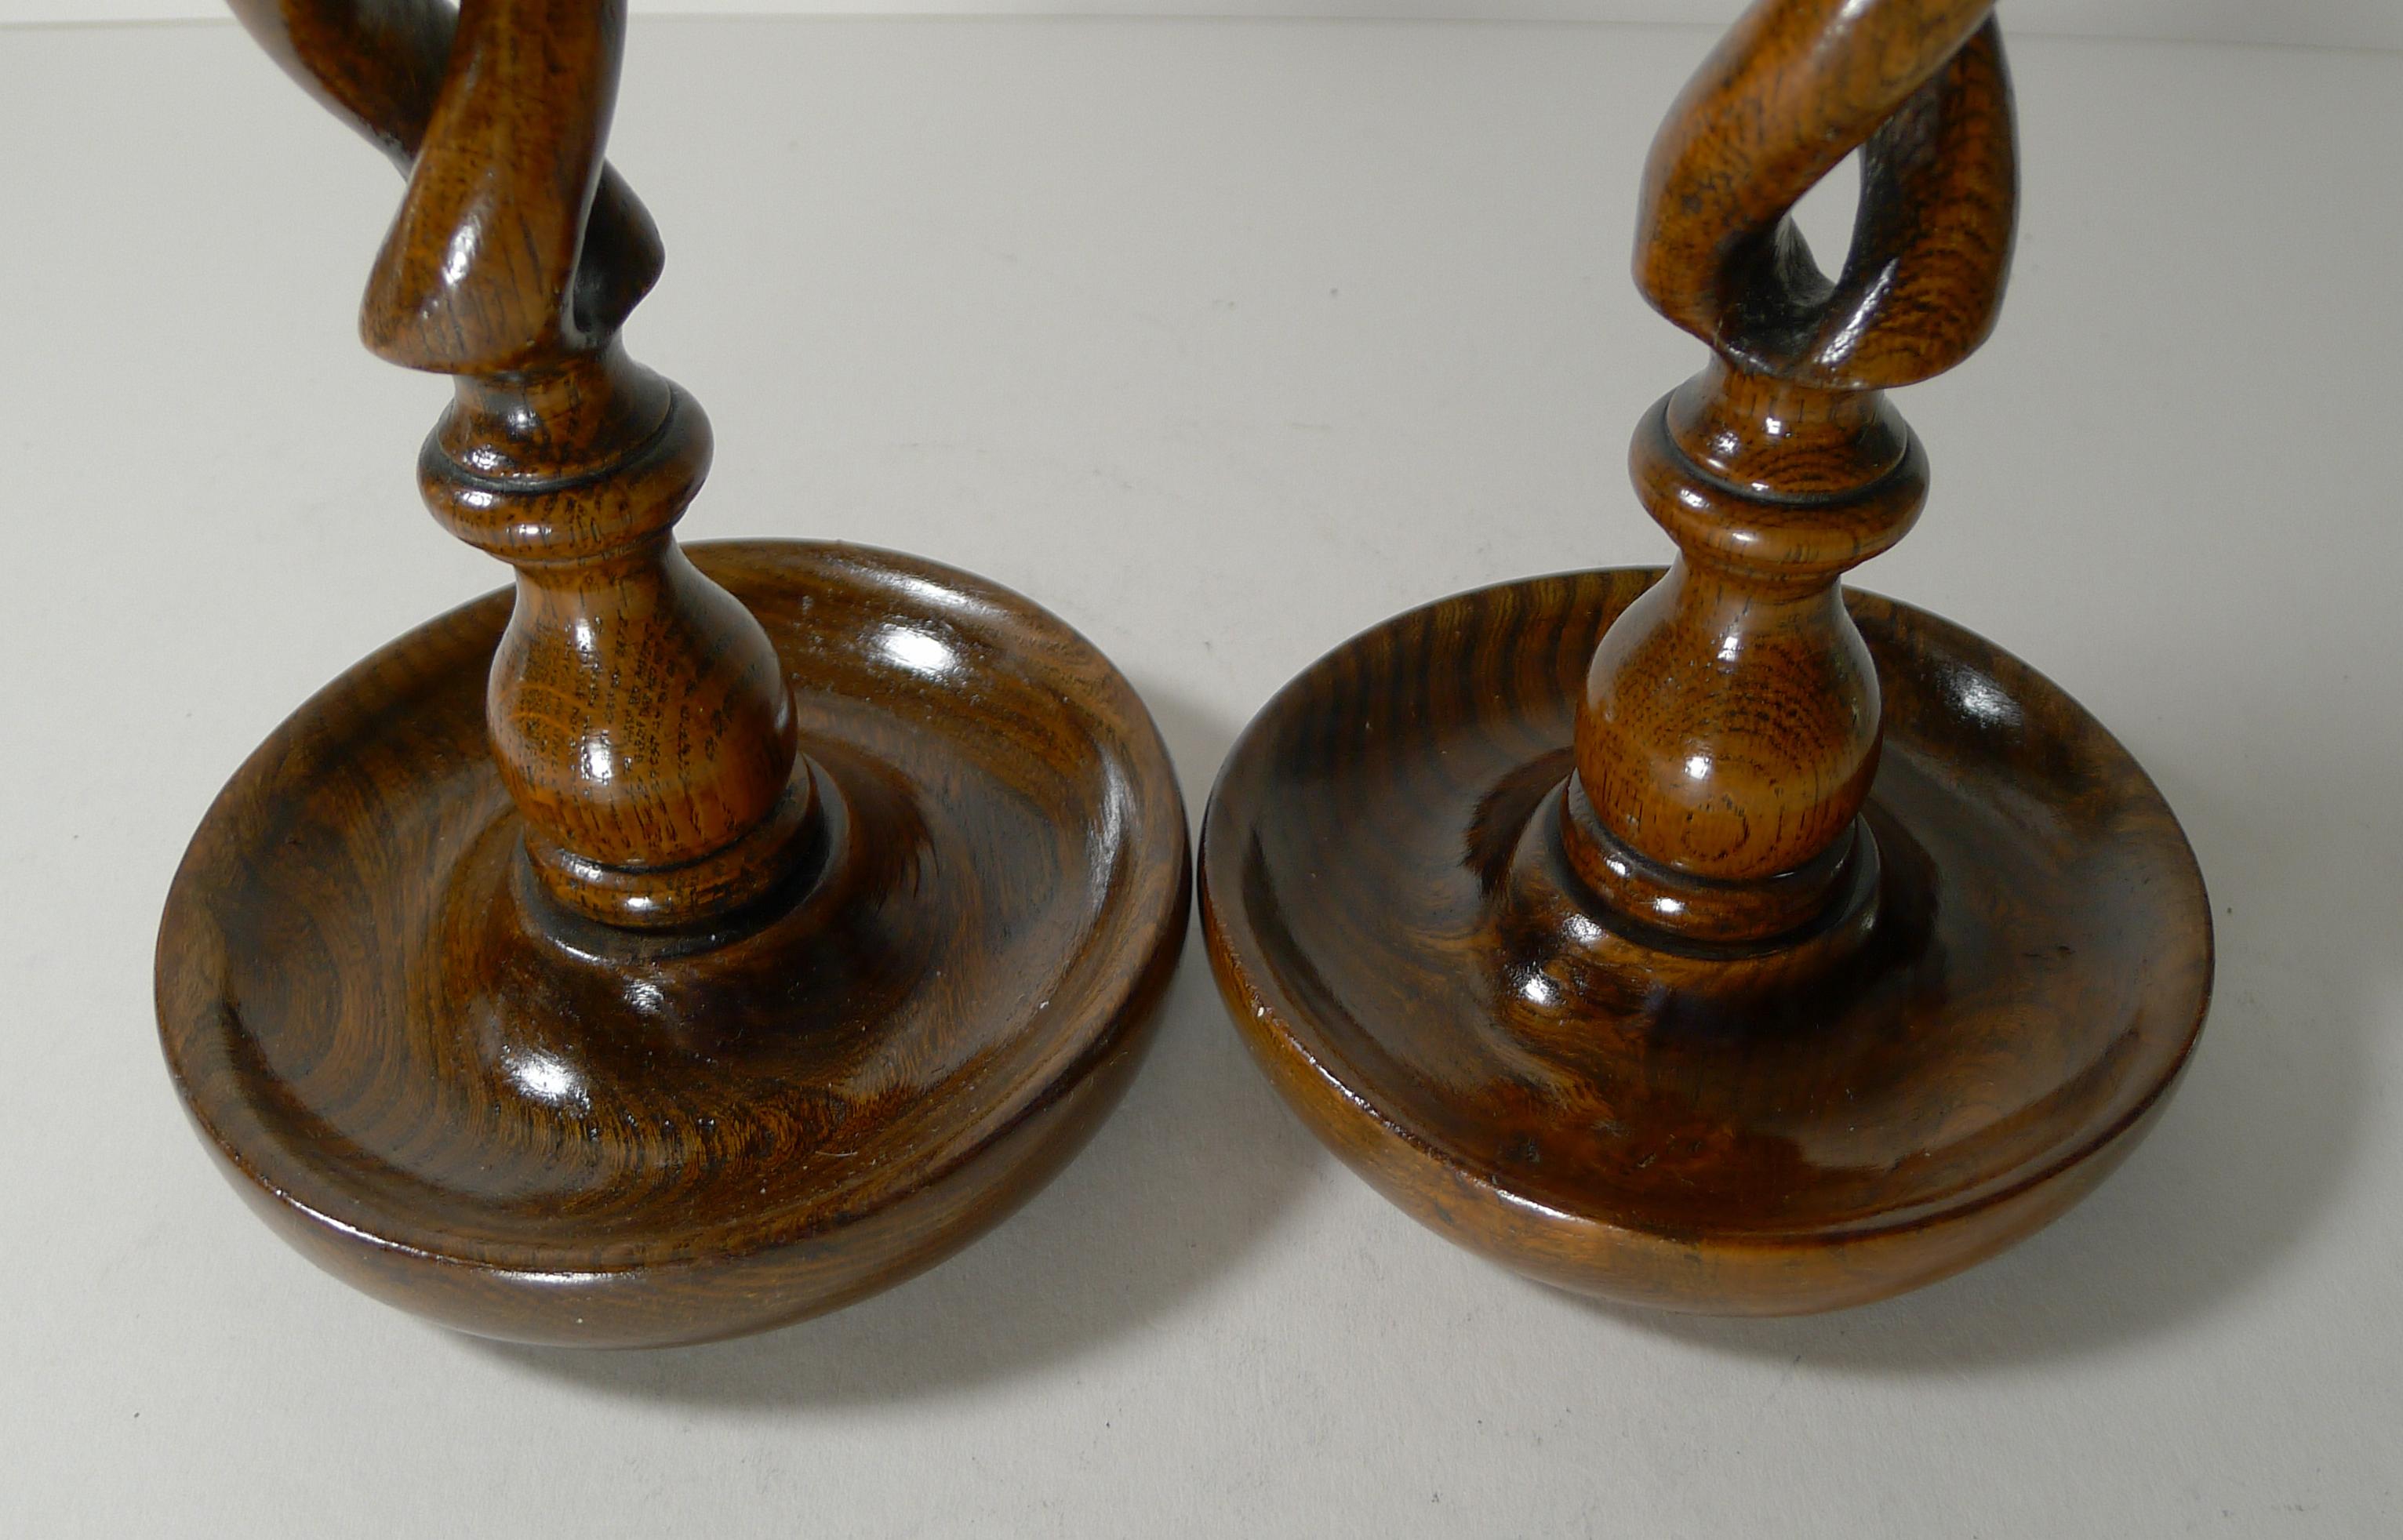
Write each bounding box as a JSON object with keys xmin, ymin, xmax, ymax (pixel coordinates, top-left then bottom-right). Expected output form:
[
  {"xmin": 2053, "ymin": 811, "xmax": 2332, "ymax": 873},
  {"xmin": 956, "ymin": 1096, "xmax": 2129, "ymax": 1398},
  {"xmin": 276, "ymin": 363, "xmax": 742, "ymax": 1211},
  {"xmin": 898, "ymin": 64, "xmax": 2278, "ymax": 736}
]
[
  {"xmin": 1199, "ymin": 568, "xmax": 2212, "ymax": 1315},
  {"xmin": 158, "ymin": 540, "xmax": 1189, "ymax": 1347}
]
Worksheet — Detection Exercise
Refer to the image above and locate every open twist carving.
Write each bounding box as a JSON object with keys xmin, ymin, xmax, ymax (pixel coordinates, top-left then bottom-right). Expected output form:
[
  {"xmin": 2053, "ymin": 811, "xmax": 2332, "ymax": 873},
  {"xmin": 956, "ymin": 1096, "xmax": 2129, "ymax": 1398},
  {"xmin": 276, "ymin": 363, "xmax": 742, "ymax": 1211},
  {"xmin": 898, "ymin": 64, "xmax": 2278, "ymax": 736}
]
[
  {"xmin": 233, "ymin": 0, "xmax": 811, "ymax": 930},
  {"xmin": 1564, "ymin": 0, "xmax": 2016, "ymax": 944}
]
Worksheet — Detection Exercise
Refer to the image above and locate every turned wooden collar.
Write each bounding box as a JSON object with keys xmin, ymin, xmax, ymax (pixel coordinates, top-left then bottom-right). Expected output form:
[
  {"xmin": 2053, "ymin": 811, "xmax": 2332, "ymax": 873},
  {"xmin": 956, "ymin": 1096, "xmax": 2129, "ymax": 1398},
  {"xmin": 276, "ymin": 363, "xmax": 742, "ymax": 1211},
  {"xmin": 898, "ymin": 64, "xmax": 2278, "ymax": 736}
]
[
  {"xmin": 1197, "ymin": 0, "xmax": 2212, "ymax": 1314},
  {"xmin": 236, "ymin": 0, "xmax": 818, "ymax": 932},
  {"xmin": 159, "ymin": 0, "xmax": 1191, "ymax": 1346},
  {"xmin": 1569, "ymin": 2, "xmax": 2014, "ymax": 945}
]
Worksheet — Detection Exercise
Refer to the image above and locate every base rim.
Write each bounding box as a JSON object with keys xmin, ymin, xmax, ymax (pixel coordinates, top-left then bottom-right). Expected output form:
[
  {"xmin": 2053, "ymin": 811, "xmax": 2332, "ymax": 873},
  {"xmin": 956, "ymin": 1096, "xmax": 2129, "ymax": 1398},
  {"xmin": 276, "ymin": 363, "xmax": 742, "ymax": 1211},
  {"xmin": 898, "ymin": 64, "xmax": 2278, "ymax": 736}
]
[
  {"xmin": 158, "ymin": 539, "xmax": 1191, "ymax": 1346},
  {"xmin": 1198, "ymin": 566, "xmax": 2212, "ymax": 1315}
]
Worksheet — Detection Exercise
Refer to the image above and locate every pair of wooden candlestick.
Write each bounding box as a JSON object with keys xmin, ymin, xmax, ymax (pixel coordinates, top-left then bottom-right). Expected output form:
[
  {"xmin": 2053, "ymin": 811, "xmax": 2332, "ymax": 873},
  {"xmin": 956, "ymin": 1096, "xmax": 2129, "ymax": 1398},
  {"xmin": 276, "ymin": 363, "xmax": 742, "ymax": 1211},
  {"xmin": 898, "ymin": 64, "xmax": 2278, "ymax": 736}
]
[{"xmin": 158, "ymin": 0, "xmax": 2212, "ymax": 1346}]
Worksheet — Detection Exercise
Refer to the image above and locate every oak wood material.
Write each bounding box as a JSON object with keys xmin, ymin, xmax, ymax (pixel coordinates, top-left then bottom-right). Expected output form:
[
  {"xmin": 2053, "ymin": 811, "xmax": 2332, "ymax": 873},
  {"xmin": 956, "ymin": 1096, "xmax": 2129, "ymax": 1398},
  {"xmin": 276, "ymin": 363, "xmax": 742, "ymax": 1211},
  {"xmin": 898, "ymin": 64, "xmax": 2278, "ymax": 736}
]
[
  {"xmin": 1198, "ymin": 0, "xmax": 2212, "ymax": 1313},
  {"xmin": 163, "ymin": 542, "xmax": 1187, "ymax": 1346},
  {"xmin": 159, "ymin": 0, "xmax": 1191, "ymax": 1344},
  {"xmin": 232, "ymin": 0, "xmax": 798, "ymax": 931},
  {"xmin": 1572, "ymin": 2, "xmax": 2014, "ymax": 944},
  {"xmin": 1202, "ymin": 570, "xmax": 2209, "ymax": 1313}
]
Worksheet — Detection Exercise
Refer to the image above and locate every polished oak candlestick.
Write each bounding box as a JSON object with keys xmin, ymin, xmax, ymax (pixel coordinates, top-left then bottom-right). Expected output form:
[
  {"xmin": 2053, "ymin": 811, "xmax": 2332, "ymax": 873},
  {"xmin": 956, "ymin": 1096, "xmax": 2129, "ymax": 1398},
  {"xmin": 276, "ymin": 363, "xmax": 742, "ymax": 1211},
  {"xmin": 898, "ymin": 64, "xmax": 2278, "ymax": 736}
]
[
  {"xmin": 156, "ymin": 0, "xmax": 1189, "ymax": 1346},
  {"xmin": 1199, "ymin": 0, "xmax": 2212, "ymax": 1313}
]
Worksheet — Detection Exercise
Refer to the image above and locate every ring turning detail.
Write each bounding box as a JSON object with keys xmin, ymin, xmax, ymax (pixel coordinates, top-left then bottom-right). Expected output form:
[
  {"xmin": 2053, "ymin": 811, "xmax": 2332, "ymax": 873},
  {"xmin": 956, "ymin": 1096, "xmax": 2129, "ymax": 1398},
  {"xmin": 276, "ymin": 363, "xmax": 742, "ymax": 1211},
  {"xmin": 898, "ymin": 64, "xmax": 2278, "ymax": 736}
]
[
  {"xmin": 1199, "ymin": 0, "xmax": 2212, "ymax": 1313},
  {"xmin": 159, "ymin": 0, "xmax": 1191, "ymax": 1345},
  {"xmin": 1570, "ymin": 0, "xmax": 2014, "ymax": 945},
  {"xmin": 234, "ymin": 0, "xmax": 810, "ymax": 930}
]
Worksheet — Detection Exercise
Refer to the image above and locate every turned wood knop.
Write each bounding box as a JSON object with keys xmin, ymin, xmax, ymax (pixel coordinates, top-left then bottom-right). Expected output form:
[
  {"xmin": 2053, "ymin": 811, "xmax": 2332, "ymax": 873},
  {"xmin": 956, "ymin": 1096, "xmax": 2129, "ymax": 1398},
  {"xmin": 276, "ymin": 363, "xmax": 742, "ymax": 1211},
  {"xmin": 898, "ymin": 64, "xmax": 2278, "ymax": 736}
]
[
  {"xmin": 1563, "ymin": 0, "xmax": 2016, "ymax": 943},
  {"xmin": 1193, "ymin": 0, "xmax": 2212, "ymax": 1318},
  {"xmin": 234, "ymin": 0, "xmax": 811, "ymax": 930},
  {"xmin": 174, "ymin": 0, "xmax": 1196, "ymax": 1346}
]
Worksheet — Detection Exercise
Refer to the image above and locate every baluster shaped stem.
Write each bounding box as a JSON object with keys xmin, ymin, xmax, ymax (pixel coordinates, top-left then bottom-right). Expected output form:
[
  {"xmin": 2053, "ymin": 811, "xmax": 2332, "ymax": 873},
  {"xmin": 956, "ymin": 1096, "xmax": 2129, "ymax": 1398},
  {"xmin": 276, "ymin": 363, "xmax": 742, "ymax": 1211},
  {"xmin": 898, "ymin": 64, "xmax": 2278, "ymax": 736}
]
[
  {"xmin": 422, "ymin": 347, "xmax": 811, "ymax": 932},
  {"xmin": 236, "ymin": 0, "xmax": 810, "ymax": 930},
  {"xmin": 1561, "ymin": 0, "xmax": 2015, "ymax": 944}
]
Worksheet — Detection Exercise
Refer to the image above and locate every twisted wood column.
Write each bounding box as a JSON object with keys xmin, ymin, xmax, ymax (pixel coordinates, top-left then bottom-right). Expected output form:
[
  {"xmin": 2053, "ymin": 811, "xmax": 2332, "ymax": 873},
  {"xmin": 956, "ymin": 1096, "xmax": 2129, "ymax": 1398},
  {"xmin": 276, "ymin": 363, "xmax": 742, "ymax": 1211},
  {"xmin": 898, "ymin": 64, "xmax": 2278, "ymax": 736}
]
[
  {"xmin": 1563, "ymin": 0, "xmax": 2014, "ymax": 943},
  {"xmin": 162, "ymin": 1, "xmax": 1193, "ymax": 1345},
  {"xmin": 1195, "ymin": 0, "xmax": 2209, "ymax": 1314},
  {"xmin": 232, "ymin": 0, "xmax": 812, "ymax": 930}
]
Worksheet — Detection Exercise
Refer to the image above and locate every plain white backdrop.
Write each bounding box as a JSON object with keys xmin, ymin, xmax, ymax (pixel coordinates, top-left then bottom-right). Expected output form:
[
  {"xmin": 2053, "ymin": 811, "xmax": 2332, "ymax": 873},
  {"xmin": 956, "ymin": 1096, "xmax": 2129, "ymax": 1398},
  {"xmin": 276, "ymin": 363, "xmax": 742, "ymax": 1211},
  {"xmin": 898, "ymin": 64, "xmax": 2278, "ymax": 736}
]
[
  {"xmin": 2, "ymin": 5, "xmax": 2399, "ymax": 1538},
  {"xmin": 4, "ymin": 0, "xmax": 2399, "ymax": 51}
]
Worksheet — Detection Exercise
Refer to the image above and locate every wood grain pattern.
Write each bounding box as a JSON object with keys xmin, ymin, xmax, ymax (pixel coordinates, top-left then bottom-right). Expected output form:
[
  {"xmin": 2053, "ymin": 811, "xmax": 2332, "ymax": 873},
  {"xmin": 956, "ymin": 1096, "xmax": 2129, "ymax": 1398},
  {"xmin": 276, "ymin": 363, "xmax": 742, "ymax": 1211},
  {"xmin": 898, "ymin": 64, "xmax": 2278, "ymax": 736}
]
[
  {"xmin": 1198, "ymin": 0, "xmax": 2212, "ymax": 1313},
  {"xmin": 1572, "ymin": 2, "xmax": 2013, "ymax": 943},
  {"xmin": 162, "ymin": 542, "xmax": 1188, "ymax": 1346},
  {"xmin": 159, "ymin": 1, "xmax": 1191, "ymax": 1344},
  {"xmin": 233, "ymin": 0, "xmax": 798, "ymax": 929},
  {"xmin": 1202, "ymin": 571, "xmax": 2209, "ymax": 1313}
]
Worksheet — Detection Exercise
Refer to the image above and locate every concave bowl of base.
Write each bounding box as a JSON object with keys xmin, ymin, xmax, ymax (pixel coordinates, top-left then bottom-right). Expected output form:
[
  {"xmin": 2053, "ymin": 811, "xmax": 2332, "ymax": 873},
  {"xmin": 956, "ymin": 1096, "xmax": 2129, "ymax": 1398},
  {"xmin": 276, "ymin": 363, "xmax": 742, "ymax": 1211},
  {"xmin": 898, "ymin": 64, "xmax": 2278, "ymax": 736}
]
[
  {"xmin": 1199, "ymin": 568, "xmax": 2212, "ymax": 1315},
  {"xmin": 158, "ymin": 539, "xmax": 1189, "ymax": 1347}
]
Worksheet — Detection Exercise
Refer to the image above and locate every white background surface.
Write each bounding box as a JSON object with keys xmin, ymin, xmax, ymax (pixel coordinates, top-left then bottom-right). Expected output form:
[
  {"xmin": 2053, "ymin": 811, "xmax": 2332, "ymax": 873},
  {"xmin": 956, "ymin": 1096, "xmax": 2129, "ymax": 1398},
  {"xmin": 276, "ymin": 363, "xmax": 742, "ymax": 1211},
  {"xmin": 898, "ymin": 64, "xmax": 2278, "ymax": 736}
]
[
  {"xmin": 5, "ymin": 1, "xmax": 2401, "ymax": 53},
  {"xmin": 3, "ymin": 12, "xmax": 2400, "ymax": 1538}
]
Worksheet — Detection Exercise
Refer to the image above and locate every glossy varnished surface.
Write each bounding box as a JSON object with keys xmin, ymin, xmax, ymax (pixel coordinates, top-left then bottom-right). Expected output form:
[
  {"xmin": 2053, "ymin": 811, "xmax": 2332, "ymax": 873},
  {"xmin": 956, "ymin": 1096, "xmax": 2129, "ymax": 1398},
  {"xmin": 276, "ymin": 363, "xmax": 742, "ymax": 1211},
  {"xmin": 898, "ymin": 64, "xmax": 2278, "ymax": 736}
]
[
  {"xmin": 1569, "ymin": 1, "xmax": 2016, "ymax": 943},
  {"xmin": 1200, "ymin": 0, "xmax": 2208, "ymax": 1310},
  {"xmin": 165, "ymin": 0, "xmax": 1194, "ymax": 1342},
  {"xmin": 159, "ymin": 540, "xmax": 1188, "ymax": 1346},
  {"xmin": 16, "ymin": 14, "xmax": 2390, "ymax": 1526},
  {"xmin": 1202, "ymin": 568, "xmax": 2209, "ymax": 1312},
  {"xmin": 230, "ymin": 0, "xmax": 816, "ymax": 930}
]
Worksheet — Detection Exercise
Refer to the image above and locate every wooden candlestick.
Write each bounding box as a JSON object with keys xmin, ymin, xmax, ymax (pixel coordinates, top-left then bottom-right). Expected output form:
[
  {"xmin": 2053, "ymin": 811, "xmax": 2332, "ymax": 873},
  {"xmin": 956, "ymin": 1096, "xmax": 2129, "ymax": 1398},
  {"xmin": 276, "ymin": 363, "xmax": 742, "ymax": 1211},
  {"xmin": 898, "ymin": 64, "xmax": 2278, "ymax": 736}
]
[
  {"xmin": 1199, "ymin": 0, "xmax": 2213, "ymax": 1313},
  {"xmin": 156, "ymin": 0, "xmax": 1189, "ymax": 1346}
]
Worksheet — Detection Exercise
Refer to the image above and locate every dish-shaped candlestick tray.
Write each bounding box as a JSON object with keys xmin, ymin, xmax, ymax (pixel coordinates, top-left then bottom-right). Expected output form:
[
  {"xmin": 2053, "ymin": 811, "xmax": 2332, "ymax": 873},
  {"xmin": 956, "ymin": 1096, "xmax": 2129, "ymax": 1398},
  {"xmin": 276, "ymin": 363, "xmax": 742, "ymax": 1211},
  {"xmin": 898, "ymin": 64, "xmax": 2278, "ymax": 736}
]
[
  {"xmin": 158, "ymin": 0, "xmax": 1188, "ymax": 1346},
  {"xmin": 1199, "ymin": 0, "xmax": 2211, "ymax": 1313}
]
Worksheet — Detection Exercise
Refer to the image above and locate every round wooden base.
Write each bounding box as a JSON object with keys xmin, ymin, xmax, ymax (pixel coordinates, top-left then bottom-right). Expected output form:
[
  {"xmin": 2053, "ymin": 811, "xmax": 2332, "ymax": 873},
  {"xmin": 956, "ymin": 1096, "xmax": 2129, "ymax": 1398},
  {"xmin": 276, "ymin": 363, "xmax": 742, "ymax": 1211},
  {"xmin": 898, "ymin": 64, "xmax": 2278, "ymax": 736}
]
[
  {"xmin": 158, "ymin": 541, "xmax": 1189, "ymax": 1346},
  {"xmin": 1200, "ymin": 568, "xmax": 2211, "ymax": 1315}
]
